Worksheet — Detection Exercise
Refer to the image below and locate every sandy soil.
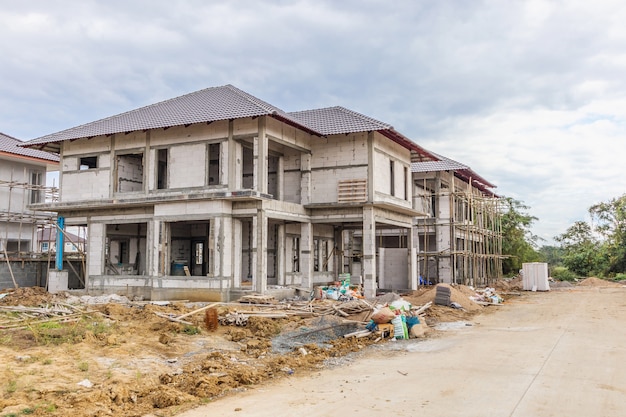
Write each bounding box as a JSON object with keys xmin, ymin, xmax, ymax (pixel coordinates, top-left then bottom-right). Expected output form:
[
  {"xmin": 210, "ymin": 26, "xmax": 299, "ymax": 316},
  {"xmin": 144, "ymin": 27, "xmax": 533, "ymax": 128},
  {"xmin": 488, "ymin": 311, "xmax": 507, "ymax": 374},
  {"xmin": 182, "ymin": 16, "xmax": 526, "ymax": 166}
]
[{"xmin": 0, "ymin": 283, "xmax": 498, "ymax": 416}]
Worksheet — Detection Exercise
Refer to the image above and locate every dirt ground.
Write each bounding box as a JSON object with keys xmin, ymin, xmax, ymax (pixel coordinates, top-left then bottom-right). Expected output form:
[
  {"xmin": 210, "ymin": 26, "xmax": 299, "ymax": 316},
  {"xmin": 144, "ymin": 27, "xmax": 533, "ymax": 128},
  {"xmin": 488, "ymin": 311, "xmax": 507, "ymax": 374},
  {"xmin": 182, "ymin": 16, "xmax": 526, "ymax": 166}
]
[
  {"xmin": 176, "ymin": 281, "xmax": 626, "ymax": 417},
  {"xmin": 0, "ymin": 279, "xmax": 546, "ymax": 417}
]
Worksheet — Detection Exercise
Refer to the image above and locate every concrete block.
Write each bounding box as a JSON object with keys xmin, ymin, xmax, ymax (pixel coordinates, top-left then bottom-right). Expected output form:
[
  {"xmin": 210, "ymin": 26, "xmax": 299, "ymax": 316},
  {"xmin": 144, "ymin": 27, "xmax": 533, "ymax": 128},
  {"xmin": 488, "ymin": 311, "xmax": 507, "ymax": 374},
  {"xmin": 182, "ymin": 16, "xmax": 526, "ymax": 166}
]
[{"xmin": 48, "ymin": 270, "xmax": 69, "ymax": 293}]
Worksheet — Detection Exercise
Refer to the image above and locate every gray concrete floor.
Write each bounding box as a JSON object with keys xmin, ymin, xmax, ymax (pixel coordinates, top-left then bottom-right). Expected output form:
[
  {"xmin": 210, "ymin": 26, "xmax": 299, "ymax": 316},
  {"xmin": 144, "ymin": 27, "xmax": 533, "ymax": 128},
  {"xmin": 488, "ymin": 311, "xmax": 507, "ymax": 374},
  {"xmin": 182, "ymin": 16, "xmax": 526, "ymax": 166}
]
[{"xmin": 177, "ymin": 286, "xmax": 626, "ymax": 417}]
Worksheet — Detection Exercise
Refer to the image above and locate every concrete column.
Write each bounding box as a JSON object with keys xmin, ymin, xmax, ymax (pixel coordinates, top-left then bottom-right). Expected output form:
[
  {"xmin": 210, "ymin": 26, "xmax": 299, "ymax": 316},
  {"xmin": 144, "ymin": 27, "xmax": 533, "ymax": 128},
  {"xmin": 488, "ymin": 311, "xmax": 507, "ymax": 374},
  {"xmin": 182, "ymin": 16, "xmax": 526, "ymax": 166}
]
[
  {"xmin": 213, "ymin": 218, "xmax": 222, "ymax": 277},
  {"xmin": 277, "ymin": 224, "xmax": 285, "ymax": 285},
  {"xmin": 277, "ymin": 156, "xmax": 284, "ymax": 201},
  {"xmin": 144, "ymin": 130, "xmax": 151, "ymax": 195},
  {"xmin": 254, "ymin": 117, "xmax": 268, "ymax": 194},
  {"xmin": 362, "ymin": 206, "xmax": 377, "ymax": 298},
  {"xmin": 300, "ymin": 222, "xmax": 313, "ymax": 289},
  {"xmin": 87, "ymin": 223, "xmax": 105, "ymax": 278},
  {"xmin": 408, "ymin": 225, "xmax": 418, "ymax": 290},
  {"xmin": 232, "ymin": 219, "xmax": 242, "ymax": 288},
  {"xmin": 254, "ymin": 209, "xmax": 268, "ymax": 293},
  {"xmin": 147, "ymin": 220, "xmax": 160, "ymax": 277},
  {"xmin": 334, "ymin": 226, "xmax": 343, "ymax": 276},
  {"xmin": 300, "ymin": 153, "xmax": 311, "ymax": 205},
  {"xmin": 367, "ymin": 132, "xmax": 375, "ymax": 203},
  {"xmin": 227, "ymin": 120, "xmax": 243, "ymax": 189},
  {"xmin": 221, "ymin": 216, "xmax": 233, "ymax": 279}
]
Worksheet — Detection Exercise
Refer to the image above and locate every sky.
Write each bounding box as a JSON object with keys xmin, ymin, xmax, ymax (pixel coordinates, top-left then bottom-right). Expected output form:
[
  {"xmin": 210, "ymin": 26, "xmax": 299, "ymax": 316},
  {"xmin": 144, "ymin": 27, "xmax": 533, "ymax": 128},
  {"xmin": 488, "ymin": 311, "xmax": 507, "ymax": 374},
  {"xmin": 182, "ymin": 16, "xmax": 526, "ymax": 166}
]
[{"xmin": 2, "ymin": 0, "xmax": 626, "ymax": 245}]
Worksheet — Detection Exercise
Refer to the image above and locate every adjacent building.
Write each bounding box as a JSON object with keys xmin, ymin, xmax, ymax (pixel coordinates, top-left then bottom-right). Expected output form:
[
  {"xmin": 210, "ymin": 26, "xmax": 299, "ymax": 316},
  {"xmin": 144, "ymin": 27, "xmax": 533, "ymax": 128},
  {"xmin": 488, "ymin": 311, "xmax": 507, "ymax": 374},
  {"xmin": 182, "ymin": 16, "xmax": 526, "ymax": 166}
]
[
  {"xmin": 412, "ymin": 153, "xmax": 502, "ymax": 286},
  {"xmin": 0, "ymin": 132, "xmax": 59, "ymax": 255}
]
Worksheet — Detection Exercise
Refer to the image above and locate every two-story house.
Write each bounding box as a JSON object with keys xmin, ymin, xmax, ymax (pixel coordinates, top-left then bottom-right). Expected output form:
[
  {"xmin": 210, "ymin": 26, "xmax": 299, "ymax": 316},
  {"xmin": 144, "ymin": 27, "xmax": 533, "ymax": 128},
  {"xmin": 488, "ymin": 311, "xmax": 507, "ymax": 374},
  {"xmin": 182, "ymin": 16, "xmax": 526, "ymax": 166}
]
[
  {"xmin": 24, "ymin": 85, "xmax": 437, "ymax": 300},
  {"xmin": 0, "ymin": 132, "xmax": 59, "ymax": 255}
]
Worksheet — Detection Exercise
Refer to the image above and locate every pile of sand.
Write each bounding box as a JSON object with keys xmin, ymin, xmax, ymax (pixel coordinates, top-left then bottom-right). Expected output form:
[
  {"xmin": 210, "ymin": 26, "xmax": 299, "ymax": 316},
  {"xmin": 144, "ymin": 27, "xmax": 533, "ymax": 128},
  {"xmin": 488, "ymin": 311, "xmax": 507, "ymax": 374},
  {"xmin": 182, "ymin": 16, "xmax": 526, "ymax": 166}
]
[
  {"xmin": 578, "ymin": 277, "xmax": 623, "ymax": 287},
  {"xmin": 403, "ymin": 283, "xmax": 483, "ymax": 313},
  {"xmin": 0, "ymin": 286, "xmax": 54, "ymax": 306}
]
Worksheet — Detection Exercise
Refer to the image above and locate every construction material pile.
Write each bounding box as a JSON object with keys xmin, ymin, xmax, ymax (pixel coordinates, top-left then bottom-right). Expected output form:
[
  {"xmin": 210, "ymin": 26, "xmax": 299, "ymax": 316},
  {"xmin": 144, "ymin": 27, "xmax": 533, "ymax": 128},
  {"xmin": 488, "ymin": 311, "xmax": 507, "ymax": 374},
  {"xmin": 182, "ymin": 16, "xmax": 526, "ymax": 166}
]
[{"xmin": 359, "ymin": 298, "xmax": 431, "ymax": 340}]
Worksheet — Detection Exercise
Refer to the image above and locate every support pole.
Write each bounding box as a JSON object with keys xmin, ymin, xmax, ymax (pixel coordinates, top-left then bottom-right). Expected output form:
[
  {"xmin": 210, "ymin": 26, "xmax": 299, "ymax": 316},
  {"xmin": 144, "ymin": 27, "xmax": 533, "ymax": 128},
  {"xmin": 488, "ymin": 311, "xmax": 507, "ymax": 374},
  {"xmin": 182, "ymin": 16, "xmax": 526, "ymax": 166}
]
[{"xmin": 55, "ymin": 216, "xmax": 65, "ymax": 271}]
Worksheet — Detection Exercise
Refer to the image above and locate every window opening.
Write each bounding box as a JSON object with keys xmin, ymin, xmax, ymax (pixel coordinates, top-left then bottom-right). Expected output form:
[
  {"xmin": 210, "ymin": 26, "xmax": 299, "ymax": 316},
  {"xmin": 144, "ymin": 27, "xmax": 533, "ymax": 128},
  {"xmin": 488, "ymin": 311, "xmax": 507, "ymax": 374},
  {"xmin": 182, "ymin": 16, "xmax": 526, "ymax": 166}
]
[
  {"xmin": 313, "ymin": 239, "xmax": 319, "ymax": 272},
  {"xmin": 79, "ymin": 156, "xmax": 98, "ymax": 170},
  {"xmin": 157, "ymin": 149, "xmax": 168, "ymax": 189},
  {"xmin": 242, "ymin": 146, "xmax": 253, "ymax": 189},
  {"xmin": 292, "ymin": 236, "xmax": 300, "ymax": 272},
  {"xmin": 404, "ymin": 166, "xmax": 409, "ymax": 200},
  {"xmin": 29, "ymin": 170, "xmax": 43, "ymax": 204},
  {"xmin": 267, "ymin": 154, "xmax": 279, "ymax": 199},
  {"xmin": 208, "ymin": 143, "xmax": 220, "ymax": 185},
  {"xmin": 390, "ymin": 160, "xmax": 395, "ymax": 196},
  {"xmin": 116, "ymin": 153, "xmax": 144, "ymax": 192}
]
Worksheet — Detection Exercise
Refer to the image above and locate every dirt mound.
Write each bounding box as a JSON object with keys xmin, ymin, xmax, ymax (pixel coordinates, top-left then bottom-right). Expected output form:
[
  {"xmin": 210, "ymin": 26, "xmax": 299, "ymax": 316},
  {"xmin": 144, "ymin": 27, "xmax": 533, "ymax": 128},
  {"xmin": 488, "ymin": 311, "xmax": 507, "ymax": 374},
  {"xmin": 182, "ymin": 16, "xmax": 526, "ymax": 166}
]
[
  {"xmin": 404, "ymin": 284, "xmax": 483, "ymax": 313},
  {"xmin": 578, "ymin": 277, "xmax": 623, "ymax": 287},
  {"xmin": 0, "ymin": 286, "xmax": 54, "ymax": 306}
]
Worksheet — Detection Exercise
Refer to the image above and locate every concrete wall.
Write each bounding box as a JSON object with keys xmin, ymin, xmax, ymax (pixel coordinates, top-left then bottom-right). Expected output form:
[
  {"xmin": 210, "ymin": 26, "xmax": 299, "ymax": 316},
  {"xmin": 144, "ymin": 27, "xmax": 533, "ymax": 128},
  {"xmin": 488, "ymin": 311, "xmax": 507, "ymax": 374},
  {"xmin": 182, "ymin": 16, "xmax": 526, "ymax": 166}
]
[
  {"xmin": 0, "ymin": 260, "xmax": 83, "ymax": 290},
  {"xmin": 373, "ymin": 134, "xmax": 412, "ymax": 208},
  {"xmin": 169, "ymin": 143, "xmax": 207, "ymax": 188},
  {"xmin": 378, "ymin": 248, "xmax": 409, "ymax": 290},
  {"xmin": 308, "ymin": 132, "xmax": 368, "ymax": 205}
]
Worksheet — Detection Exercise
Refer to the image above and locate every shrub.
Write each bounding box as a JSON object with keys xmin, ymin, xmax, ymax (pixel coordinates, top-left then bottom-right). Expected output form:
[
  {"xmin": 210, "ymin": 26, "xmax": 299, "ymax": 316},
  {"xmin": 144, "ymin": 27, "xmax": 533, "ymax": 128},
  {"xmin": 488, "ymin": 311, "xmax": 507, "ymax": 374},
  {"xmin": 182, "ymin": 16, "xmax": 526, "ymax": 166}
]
[
  {"xmin": 613, "ymin": 273, "xmax": 626, "ymax": 281},
  {"xmin": 551, "ymin": 266, "xmax": 578, "ymax": 281}
]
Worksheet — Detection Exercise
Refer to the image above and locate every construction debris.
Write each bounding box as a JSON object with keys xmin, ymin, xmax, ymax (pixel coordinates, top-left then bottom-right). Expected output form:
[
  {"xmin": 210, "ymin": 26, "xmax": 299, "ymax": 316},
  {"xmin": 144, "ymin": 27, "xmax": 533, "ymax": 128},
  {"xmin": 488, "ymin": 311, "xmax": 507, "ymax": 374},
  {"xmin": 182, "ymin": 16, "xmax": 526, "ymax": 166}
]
[{"xmin": 0, "ymin": 284, "xmax": 499, "ymax": 416}]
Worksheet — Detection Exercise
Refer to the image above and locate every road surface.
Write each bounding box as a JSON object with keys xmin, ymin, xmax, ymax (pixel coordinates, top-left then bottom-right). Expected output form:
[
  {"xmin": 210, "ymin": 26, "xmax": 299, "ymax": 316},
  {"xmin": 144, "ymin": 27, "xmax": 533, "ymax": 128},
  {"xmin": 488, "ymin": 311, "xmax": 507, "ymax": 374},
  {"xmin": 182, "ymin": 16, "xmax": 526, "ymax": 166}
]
[{"xmin": 178, "ymin": 286, "xmax": 626, "ymax": 417}]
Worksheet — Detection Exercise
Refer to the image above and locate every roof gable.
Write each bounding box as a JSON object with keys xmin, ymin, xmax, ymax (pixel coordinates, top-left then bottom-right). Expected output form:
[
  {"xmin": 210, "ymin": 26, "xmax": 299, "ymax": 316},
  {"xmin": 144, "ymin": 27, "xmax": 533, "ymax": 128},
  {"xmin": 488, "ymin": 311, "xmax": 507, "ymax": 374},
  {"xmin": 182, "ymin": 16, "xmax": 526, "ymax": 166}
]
[{"xmin": 0, "ymin": 132, "xmax": 59, "ymax": 162}]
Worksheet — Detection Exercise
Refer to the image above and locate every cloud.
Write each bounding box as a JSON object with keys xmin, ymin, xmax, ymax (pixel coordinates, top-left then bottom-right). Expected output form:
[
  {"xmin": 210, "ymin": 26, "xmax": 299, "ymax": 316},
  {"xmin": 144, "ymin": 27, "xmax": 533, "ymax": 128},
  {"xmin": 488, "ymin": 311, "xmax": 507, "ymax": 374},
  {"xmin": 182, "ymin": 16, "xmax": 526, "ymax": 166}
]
[{"xmin": 1, "ymin": 0, "xmax": 626, "ymax": 244}]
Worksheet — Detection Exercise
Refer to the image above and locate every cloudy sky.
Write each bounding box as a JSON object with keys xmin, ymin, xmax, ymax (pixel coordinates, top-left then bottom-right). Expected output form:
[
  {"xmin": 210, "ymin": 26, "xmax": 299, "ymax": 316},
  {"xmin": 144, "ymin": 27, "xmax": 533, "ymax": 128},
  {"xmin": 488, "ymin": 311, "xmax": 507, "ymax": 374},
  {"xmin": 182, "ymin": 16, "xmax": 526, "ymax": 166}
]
[{"xmin": 2, "ymin": 0, "xmax": 625, "ymax": 244}]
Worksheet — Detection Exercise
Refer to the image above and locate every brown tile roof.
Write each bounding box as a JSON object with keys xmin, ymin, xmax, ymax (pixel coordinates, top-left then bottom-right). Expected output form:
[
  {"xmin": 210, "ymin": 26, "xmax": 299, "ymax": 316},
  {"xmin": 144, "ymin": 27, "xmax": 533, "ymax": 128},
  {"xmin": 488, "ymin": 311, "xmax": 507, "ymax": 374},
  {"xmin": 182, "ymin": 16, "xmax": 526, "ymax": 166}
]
[
  {"xmin": 288, "ymin": 106, "xmax": 392, "ymax": 135},
  {"xmin": 22, "ymin": 84, "xmax": 435, "ymax": 159},
  {"xmin": 411, "ymin": 155, "xmax": 469, "ymax": 173},
  {"xmin": 289, "ymin": 106, "xmax": 437, "ymax": 159},
  {"xmin": 23, "ymin": 85, "xmax": 316, "ymax": 152},
  {"xmin": 412, "ymin": 152, "xmax": 497, "ymax": 195},
  {"xmin": 0, "ymin": 132, "xmax": 59, "ymax": 162}
]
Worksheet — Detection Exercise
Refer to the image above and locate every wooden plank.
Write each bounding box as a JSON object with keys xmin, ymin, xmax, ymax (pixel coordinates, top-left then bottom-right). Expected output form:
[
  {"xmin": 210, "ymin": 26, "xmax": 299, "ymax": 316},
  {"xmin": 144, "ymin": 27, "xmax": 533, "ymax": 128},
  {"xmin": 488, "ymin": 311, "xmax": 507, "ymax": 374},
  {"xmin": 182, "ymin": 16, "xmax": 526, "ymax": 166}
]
[{"xmin": 176, "ymin": 302, "xmax": 221, "ymax": 320}]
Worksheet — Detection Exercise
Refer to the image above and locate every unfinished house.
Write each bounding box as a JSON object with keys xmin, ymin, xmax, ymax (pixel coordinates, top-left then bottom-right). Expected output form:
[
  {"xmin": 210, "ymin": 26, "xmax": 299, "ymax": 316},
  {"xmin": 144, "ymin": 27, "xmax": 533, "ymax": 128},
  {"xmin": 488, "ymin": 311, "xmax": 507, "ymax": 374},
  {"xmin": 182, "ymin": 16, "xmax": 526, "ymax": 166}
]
[
  {"xmin": 0, "ymin": 132, "xmax": 59, "ymax": 254},
  {"xmin": 23, "ymin": 85, "xmax": 438, "ymax": 300},
  {"xmin": 412, "ymin": 154, "xmax": 502, "ymax": 286},
  {"xmin": 1, "ymin": 132, "xmax": 59, "ymax": 289}
]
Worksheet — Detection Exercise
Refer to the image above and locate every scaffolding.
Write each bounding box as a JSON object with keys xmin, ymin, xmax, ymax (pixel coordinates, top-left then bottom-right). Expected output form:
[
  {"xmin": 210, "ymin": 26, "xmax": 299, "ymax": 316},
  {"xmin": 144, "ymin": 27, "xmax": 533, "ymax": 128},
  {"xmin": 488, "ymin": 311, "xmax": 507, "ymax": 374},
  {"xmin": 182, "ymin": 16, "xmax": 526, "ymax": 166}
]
[
  {"xmin": 416, "ymin": 171, "xmax": 504, "ymax": 287},
  {"xmin": 0, "ymin": 176, "xmax": 59, "ymax": 254},
  {"xmin": 0, "ymin": 175, "xmax": 88, "ymax": 284}
]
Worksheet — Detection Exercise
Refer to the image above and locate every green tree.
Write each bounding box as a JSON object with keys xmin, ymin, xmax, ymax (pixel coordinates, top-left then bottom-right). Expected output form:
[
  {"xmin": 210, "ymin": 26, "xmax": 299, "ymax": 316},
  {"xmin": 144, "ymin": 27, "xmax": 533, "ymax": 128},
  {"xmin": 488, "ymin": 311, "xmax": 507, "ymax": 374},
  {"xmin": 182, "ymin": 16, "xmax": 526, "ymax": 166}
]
[
  {"xmin": 589, "ymin": 194, "xmax": 626, "ymax": 274},
  {"xmin": 555, "ymin": 221, "xmax": 603, "ymax": 276},
  {"xmin": 500, "ymin": 197, "xmax": 541, "ymax": 276},
  {"xmin": 538, "ymin": 245, "xmax": 564, "ymax": 267}
]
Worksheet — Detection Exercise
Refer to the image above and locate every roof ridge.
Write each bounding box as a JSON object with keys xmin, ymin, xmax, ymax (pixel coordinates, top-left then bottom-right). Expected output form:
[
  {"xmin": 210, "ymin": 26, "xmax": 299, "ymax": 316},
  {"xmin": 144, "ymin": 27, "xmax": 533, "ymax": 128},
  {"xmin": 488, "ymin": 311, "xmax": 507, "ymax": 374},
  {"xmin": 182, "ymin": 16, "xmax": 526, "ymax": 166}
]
[
  {"xmin": 333, "ymin": 106, "xmax": 393, "ymax": 130},
  {"xmin": 223, "ymin": 84, "xmax": 283, "ymax": 114},
  {"xmin": 289, "ymin": 106, "xmax": 393, "ymax": 131},
  {"xmin": 0, "ymin": 132, "xmax": 19, "ymax": 141}
]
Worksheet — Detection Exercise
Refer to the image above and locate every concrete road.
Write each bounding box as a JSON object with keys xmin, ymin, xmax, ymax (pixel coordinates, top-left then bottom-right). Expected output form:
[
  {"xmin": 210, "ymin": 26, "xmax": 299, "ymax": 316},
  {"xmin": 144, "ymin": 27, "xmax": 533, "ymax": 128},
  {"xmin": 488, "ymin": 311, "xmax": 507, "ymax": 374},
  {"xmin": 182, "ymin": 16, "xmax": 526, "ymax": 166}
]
[{"xmin": 178, "ymin": 287, "xmax": 626, "ymax": 417}]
